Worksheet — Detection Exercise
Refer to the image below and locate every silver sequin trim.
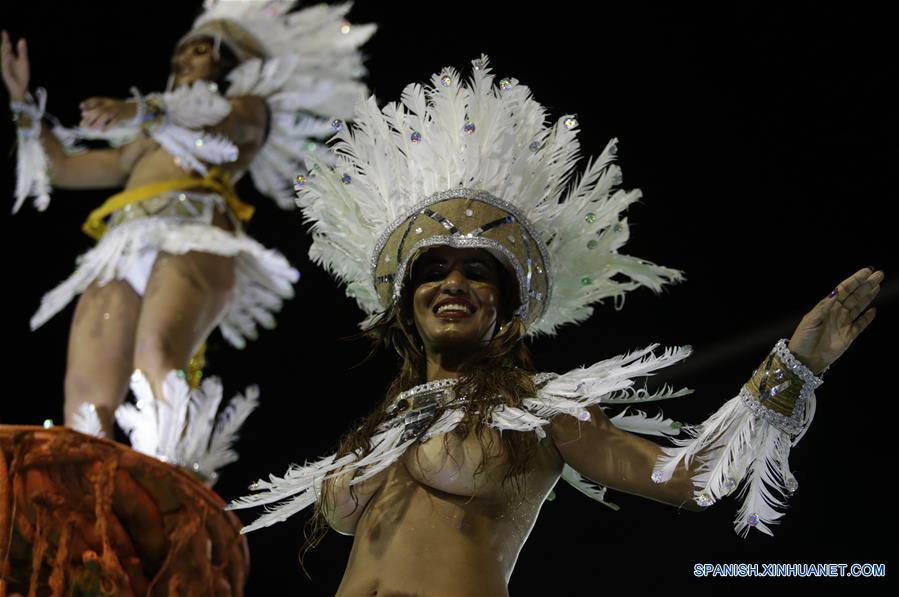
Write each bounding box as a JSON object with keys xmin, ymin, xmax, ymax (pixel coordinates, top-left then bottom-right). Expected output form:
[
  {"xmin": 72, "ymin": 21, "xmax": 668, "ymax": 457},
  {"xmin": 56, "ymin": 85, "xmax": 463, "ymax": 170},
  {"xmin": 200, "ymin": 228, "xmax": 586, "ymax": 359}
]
[
  {"xmin": 390, "ymin": 235, "xmax": 539, "ymax": 324},
  {"xmin": 773, "ymin": 338, "xmax": 824, "ymax": 397},
  {"xmin": 738, "ymin": 386, "xmax": 807, "ymax": 436},
  {"xmin": 370, "ymin": 188, "xmax": 554, "ymax": 312}
]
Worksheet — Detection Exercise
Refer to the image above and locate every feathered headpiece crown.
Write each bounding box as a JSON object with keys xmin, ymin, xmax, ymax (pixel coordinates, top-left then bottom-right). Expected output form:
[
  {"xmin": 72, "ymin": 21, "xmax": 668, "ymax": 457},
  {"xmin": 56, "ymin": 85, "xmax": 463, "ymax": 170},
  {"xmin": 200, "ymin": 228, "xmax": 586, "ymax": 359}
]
[
  {"xmin": 180, "ymin": 0, "xmax": 376, "ymax": 208},
  {"xmin": 298, "ymin": 55, "xmax": 682, "ymax": 335}
]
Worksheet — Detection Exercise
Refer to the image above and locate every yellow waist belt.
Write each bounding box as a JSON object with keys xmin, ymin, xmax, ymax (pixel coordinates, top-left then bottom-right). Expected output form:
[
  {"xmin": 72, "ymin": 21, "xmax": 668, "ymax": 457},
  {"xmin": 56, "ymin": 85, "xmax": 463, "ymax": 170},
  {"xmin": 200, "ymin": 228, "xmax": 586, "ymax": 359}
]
[{"xmin": 82, "ymin": 168, "xmax": 255, "ymax": 240}]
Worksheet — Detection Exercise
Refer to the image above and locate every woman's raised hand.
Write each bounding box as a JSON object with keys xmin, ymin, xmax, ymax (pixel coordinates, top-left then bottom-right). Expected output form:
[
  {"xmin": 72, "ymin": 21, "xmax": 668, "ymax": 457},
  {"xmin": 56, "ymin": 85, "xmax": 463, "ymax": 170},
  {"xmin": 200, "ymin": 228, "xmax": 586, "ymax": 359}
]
[
  {"xmin": 788, "ymin": 267, "xmax": 883, "ymax": 374},
  {"xmin": 1, "ymin": 30, "xmax": 30, "ymax": 102}
]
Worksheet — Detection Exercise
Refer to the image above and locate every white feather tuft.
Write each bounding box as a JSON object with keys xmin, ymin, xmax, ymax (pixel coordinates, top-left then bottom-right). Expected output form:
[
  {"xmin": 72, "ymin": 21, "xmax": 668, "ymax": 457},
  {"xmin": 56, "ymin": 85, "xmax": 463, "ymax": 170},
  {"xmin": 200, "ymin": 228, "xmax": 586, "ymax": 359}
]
[{"xmin": 115, "ymin": 369, "xmax": 259, "ymax": 485}]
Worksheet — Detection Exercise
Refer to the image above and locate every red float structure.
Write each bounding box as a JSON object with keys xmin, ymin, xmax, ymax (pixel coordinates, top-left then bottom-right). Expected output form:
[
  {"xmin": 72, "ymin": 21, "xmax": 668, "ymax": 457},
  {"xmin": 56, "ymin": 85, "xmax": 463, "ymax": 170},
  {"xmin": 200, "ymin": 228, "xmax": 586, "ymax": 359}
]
[{"xmin": 0, "ymin": 425, "xmax": 248, "ymax": 596}]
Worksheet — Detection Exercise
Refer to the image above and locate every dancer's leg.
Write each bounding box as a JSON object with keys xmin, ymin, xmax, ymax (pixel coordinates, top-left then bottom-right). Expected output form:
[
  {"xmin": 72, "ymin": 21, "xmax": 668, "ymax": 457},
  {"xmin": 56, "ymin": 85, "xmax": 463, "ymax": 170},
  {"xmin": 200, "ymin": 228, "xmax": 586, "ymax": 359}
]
[
  {"xmin": 132, "ymin": 250, "xmax": 235, "ymax": 400},
  {"xmin": 64, "ymin": 279, "xmax": 141, "ymax": 435}
]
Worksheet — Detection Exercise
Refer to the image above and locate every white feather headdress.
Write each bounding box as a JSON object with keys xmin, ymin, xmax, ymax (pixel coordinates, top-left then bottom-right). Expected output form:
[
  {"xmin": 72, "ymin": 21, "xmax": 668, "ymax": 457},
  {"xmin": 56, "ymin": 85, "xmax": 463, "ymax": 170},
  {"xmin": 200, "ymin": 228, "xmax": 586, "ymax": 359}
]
[
  {"xmin": 297, "ymin": 55, "xmax": 682, "ymax": 334},
  {"xmin": 181, "ymin": 0, "xmax": 376, "ymax": 208}
]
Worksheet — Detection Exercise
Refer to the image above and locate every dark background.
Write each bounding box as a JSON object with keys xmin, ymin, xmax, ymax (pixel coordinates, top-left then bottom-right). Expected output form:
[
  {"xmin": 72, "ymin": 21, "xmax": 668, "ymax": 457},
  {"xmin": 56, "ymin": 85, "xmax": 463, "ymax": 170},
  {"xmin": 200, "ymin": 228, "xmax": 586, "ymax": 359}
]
[{"xmin": 1, "ymin": 1, "xmax": 896, "ymax": 593}]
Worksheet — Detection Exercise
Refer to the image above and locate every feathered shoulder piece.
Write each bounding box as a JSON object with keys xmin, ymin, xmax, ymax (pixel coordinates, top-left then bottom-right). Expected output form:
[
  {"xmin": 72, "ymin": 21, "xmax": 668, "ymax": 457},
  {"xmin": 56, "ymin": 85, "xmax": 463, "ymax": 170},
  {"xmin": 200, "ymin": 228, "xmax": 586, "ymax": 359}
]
[
  {"xmin": 297, "ymin": 55, "xmax": 682, "ymax": 335},
  {"xmin": 227, "ymin": 345, "xmax": 692, "ymax": 532}
]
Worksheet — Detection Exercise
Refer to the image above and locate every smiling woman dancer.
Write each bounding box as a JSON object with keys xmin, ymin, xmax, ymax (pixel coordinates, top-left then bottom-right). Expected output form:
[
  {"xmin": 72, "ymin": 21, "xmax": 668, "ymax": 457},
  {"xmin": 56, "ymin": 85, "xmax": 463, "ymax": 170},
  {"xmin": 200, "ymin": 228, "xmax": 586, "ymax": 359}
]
[
  {"xmin": 1, "ymin": 2, "xmax": 373, "ymax": 467},
  {"xmin": 230, "ymin": 56, "xmax": 881, "ymax": 595}
]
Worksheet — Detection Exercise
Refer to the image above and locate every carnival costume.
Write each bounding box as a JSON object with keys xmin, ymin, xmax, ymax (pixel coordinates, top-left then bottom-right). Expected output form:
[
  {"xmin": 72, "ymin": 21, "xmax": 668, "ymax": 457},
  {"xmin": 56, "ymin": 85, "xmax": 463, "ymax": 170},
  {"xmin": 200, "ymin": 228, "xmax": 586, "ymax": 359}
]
[
  {"xmin": 239, "ymin": 55, "xmax": 817, "ymax": 536},
  {"xmin": 8, "ymin": 1, "xmax": 375, "ymax": 482}
]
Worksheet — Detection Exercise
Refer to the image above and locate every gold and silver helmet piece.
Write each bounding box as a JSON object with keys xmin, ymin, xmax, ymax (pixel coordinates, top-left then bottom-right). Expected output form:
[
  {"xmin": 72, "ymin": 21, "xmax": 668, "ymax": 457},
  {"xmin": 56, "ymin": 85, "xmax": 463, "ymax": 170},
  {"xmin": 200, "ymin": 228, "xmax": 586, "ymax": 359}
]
[
  {"xmin": 372, "ymin": 189, "xmax": 551, "ymax": 328},
  {"xmin": 298, "ymin": 55, "xmax": 683, "ymax": 336}
]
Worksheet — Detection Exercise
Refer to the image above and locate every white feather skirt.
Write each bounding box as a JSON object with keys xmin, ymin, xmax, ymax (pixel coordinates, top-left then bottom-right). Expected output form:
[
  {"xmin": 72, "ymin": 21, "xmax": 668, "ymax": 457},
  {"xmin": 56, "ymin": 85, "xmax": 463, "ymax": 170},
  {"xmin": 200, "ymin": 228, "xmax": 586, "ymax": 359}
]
[{"xmin": 30, "ymin": 191, "xmax": 299, "ymax": 349}]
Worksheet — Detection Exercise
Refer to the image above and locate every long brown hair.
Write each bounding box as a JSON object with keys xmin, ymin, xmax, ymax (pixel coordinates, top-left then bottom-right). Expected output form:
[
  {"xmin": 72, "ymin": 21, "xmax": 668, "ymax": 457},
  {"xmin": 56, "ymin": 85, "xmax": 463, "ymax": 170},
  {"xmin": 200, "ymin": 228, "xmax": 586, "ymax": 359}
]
[{"xmin": 301, "ymin": 259, "xmax": 541, "ymax": 560}]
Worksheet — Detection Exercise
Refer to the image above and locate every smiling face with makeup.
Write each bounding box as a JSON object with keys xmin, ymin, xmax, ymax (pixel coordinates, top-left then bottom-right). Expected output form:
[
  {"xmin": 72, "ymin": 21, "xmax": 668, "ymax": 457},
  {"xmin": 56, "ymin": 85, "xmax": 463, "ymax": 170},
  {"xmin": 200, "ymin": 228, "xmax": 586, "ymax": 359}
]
[{"xmin": 409, "ymin": 246, "xmax": 506, "ymax": 359}]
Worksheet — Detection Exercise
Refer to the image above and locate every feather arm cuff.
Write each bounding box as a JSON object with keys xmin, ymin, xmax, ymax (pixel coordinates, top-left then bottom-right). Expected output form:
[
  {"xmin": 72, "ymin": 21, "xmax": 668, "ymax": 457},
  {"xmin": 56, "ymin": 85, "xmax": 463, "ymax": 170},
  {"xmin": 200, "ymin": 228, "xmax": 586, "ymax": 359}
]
[
  {"xmin": 652, "ymin": 339, "xmax": 822, "ymax": 536},
  {"xmin": 10, "ymin": 88, "xmax": 51, "ymax": 213}
]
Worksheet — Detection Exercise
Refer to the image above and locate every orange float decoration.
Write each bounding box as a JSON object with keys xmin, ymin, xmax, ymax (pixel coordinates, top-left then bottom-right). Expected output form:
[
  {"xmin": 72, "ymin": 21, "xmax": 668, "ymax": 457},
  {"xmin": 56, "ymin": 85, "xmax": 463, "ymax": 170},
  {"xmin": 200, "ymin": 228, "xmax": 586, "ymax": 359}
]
[{"xmin": 0, "ymin": 425, "xmax": 248, "ymax": 596}]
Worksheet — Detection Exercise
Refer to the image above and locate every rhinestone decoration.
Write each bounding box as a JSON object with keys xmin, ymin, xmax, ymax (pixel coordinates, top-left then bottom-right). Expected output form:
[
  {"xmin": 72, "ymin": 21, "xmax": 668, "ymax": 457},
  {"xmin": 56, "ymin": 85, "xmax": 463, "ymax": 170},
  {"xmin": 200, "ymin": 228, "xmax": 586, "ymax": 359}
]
[
  {"xmin": 507, "ymin": 235, "xmax": 516, "ymax": 244},
  {"xmin": 415, "ymin": 226, "xmax": 423, "ymax": 234},
  {"xmin": 748, "ymin": 513, "xmax": 760, "ymax": 526},
  {"xmin": 580, "ymin": 276, "xmax": 592, "ymax": 286},
  {"xmin": 499, "ymin": 78, "xmax": 514, "ymax": 91},
  {"xmin": 576, "ymin": 410, "xmax": 591, "ymax": 421},
  {"xmin": 177, "ymin": 193, "xmax": 187, "ymax": 202},
  {"xmin": 42, "ymin": 419, "xmax": 54, "ymax": 429},
  {"xmin": 306, "ymin": 141, "xmax": 319, "ymax": 152},
  {"xmin": 331, "ymin": 119, "xmax": 344, "ymax": 131},
  {"xmin": 584, "ymin": 212, "xmax": 597, "ymax": 223},
  {"xmin": 340, "ymin": 21, "xmax": 351, "ymax": 34},
  {"xmin": 587, "ymin": 239, "xmax": 598, "ymax": 250},
  {"xmin": 294, "ymin": 175, "xmax": 306, "ymax": 187},
  {"xmin": 724, "ymin": 477, "xmax": 737, "ymax": 492},
  {"xmin": 464, "ymin": 208, "xmax": 474, "ymax": 217},
  {"xmin": 341, "ymin": 174, "xmax": 352, "ymax": 184},
  {"xmin": 695, "ymin": 493, "xmax": 715, "ymax": 507},
  {"xmin": 563, "ymin": 116, "xmax": 578, "ymax": 130},
  {"xmin": 440, "ymin": 74, "xmax": 452, "ymax": 87},
  {"xmin": 463, "ymin": 122, "xmax": 476, "ymax": 134},
  {"xmin": 774, "ymin": 368, "xmax": 785, "ymax": 381},
  {"xmin": 785, "ymin": 476, "xmax": 799, "ymax": 493},
  {"xmin": 194, "ymin": 138, "xmax": 204, "ymax": 147},
  {"xmin": 371, "ymin": 188, "xmax": 554, "ymax": 327},
  {"xmin": 175, "ymin": 370, "xmax": 186, "ymax": 379},
  {"xmin": 651, "ymin": 471, "xmax": 664, "ymax": 483},
  {"xmin": 410, "ymin": 131, "xmax": 422, "ymax": 144},
  {"xmin": 384, "ymin": 255, "xmax": 390, "ymax": 263},
  {"xmin": 529, "ymin": 140, "xmax": 543, "ymax": 152},
  {"xmin": 207, "ymin": 82, "xmax": 219, "ymax": 93}
]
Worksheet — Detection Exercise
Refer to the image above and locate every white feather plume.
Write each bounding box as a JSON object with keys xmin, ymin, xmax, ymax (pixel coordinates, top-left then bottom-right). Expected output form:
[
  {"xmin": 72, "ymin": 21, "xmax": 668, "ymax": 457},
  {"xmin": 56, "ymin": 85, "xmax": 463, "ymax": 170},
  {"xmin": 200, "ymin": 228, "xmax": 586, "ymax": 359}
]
[
  {"xmin": 297, "ymin": 55, "xmax": 682, "ymax": 334},
  {"xmin": 70, "ymin": 403, "xmax": 106, "ymax": 438},
  {"xmin": 652, "ymin": 387, "xmax": 818, "ymax": 537},
  {"xmin": 161, "ymin": 81, "xmax": 232, "ymax": 128},
  {"xmin": 12, "ymin": 88, "xmax": 51, "ymax": 214},
  {"xmin": 188, "ymin": 1, "xmax": 375, "ymax": 209},
  {"xmin": 115, "ymin": 369, "xmax": 259, "ymax": 485},
  {"xmin": 231, "ymin": 349, "xmax": 691, "ymax": 534}
]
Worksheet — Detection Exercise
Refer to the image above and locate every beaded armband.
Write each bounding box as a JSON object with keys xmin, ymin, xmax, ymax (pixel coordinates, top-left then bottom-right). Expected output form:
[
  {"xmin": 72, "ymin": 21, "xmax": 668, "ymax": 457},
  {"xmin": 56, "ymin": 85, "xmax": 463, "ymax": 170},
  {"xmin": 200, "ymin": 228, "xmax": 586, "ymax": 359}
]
[{"xmin": 740, "ymin": 339, "xmax": 823, "ymax": 436}]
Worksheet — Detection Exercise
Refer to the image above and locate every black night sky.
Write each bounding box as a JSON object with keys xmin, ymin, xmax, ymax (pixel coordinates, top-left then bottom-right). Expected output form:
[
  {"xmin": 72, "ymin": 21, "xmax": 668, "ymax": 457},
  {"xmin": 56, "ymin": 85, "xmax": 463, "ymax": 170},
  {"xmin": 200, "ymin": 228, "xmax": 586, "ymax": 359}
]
[{"xmin": 1, "ymin": 1, "xmax": 896, "ymax": 593}]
